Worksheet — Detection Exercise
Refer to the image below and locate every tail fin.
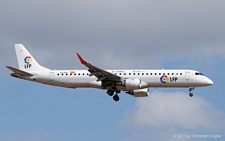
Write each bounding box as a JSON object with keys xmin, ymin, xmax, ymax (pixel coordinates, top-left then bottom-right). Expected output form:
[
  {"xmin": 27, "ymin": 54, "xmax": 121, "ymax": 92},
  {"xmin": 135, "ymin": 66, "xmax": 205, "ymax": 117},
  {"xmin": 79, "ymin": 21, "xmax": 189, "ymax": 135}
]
[{"xmin": 15, "ymin": 44, "xmax": 42, "ymax": 72}]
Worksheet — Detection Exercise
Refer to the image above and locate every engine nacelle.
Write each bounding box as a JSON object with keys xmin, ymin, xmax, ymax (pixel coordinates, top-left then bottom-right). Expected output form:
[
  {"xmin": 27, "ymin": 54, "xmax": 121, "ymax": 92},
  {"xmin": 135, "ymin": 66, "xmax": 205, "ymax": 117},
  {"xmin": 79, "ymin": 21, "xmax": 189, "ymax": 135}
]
[
  {"xmin": 126, "ymin": 88, "xmax": 149, "ymax": 97},
  {"xmin": 122, "ymin": 78, "xmax": 148, "ymax": 89}
]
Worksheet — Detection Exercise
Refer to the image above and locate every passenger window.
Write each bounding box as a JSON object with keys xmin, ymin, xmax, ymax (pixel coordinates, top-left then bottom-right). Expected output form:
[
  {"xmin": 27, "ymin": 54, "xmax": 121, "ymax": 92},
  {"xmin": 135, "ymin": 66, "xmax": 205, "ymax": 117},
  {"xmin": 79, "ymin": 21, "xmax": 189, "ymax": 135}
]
[
  {"xmin": 129, "ymin": 73, "xmax": 131, "ymax": 75},
  {"xmin": 150, "ymin": 73, "xmax": 152, "ymax": 75},
  {"xmin": 146, "ymin": 73, "xmax": 148, "ymax": 75},
  {"xmin": 137, "ymin": 73, "xmax": 139, "ymax": 75},
  {"xmin": 180, "ymin": 73, "xmax": 182, "ymax": 75},
  {"xmin": 124, "ymin": 73, "xmax": 126, "ymax": 75},
  {"xmin": 168, "ymin": 73, "xmax": 169, "ymax": 75},
  {"xmin": 159, "ymin": 73, "xmax": 161, "ymax": 75},
  {"xmin": 155, "ymin": 73, "xmax": 157, "ymax": 75},
  {"xmin": 119, "ymin": 73, "xmax": 121, "ymax": 75},
  {"xmin": 172, "ymin": 73, "xmax": 174, "ymax": 75}
]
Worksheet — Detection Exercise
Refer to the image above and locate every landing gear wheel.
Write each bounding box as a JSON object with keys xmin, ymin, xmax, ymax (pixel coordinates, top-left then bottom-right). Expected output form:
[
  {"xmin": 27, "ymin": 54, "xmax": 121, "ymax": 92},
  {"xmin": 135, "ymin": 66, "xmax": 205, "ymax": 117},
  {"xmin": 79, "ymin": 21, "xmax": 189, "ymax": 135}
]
[
  {"xmin": 113, "ymin": 94, "xmax": 119, "ymax": 101},
  {"xmin": 107, "ymin": 90, "xmax": 114, "ymax": 96},
  {"xmin": 189, "ymin": 93, "xmax": 193, "ymax": 97}
]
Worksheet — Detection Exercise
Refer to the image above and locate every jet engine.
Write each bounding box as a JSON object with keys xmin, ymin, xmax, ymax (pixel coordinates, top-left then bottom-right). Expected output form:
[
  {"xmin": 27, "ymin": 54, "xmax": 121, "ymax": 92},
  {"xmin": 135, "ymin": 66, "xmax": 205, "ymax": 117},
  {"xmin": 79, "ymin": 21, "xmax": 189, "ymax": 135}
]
[
  {"xmin": 122, "ymin": 78, "xmax": 148, "ymax": 89},
  {"xmin": 126, "ymin": 88, "xmax": 149, "ymax": 97}
]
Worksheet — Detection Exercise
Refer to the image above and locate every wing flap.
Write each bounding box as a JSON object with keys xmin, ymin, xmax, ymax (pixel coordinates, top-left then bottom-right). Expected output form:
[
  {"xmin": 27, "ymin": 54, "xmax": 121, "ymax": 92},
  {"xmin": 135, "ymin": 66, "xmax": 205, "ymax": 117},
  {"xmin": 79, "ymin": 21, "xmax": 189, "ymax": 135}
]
[{"xmin": 6, "ymin": 66, "xmax": 33, "ymax": 76}]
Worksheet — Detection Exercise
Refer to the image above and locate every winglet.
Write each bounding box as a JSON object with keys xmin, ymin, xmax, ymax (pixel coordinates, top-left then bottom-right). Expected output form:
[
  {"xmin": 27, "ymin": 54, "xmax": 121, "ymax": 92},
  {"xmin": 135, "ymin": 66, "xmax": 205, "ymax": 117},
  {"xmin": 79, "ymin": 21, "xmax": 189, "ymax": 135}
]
[{"xmin": 76, "ymin": 53, "xmax": 87, "ymax": 64}]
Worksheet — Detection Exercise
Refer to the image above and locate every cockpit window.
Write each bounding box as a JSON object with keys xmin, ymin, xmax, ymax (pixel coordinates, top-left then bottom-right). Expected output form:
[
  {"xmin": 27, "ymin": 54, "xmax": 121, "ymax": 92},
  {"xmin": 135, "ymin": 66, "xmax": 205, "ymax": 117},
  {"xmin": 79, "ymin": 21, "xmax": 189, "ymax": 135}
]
[{"xmin": 195, "ymin": 72, "xmax": 204, "ymax": 75}]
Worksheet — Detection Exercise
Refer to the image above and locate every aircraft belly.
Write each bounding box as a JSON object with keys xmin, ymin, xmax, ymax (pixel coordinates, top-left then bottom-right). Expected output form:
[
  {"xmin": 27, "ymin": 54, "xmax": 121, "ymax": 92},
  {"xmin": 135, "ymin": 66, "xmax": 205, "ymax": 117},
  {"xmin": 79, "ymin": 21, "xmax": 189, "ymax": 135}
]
[{"xmin": 34, "ymin": 76, "xmax": 93, "ymax": 88}]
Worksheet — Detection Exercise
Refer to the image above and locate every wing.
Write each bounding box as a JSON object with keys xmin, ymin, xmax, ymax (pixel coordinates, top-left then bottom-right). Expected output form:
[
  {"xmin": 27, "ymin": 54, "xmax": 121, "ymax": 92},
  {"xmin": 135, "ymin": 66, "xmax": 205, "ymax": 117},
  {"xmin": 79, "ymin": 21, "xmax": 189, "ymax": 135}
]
[{"xmin": 76, "ymin": 53, "xmax": 121, "ymax": 82}]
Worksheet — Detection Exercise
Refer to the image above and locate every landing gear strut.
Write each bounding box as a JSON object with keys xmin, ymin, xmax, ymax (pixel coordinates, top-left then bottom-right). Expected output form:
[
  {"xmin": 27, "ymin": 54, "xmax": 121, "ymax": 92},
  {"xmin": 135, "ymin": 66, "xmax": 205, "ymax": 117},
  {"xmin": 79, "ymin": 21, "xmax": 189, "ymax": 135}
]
[{"xmin": 189, "ymin": 87, "xmax": 195, "ymax": 97}]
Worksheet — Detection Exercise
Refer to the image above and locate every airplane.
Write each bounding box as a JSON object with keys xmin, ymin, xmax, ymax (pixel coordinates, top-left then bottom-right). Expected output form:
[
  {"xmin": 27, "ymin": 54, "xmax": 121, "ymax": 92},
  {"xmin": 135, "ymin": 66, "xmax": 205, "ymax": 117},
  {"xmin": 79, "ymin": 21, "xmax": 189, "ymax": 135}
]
[{"xmin": 6, "ymin": 44, "xmax": 213, "ymax": 101}]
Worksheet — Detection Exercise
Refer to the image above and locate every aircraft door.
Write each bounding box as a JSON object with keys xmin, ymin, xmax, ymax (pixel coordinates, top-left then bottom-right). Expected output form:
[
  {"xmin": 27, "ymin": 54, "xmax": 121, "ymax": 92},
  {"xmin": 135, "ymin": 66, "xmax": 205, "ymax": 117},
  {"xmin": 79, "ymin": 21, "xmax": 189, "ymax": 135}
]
[
  {"xmin": 49, "ymin": 72, "xmax": 54, "ymax": 81},
  {"xmin": 185, "ymin": 72, "xmax": 190, "ymax": 80}
]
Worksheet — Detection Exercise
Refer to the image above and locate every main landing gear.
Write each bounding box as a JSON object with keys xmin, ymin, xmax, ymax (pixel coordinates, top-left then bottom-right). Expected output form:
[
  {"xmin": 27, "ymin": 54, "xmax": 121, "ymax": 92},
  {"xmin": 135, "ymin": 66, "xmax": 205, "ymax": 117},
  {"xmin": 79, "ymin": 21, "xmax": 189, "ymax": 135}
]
[
  {"xmin": 189, "ymin": 87, "xmax": 195, "ymax": 97},
  {"xmin": 107, "ymin": 89, "xmax": 114, "ymax": 96},
  {"xmin": 113, "ymin": 94, "xmax": 119, "ymax": 101},
  {"xmin": 107, "ymin": 89, "xmax": 120, "ymax": 101}
]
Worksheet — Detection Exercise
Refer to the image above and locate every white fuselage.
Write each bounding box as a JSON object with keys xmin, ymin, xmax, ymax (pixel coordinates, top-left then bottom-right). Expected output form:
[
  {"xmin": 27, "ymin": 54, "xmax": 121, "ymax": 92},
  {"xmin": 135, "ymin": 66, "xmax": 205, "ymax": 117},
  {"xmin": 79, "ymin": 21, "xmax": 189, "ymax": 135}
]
[
  {"xmin": 20, "ymin": 69, "xmax": 213, "ymax": 90},
  {"xmin": 7, "ymin": 44, "xmax": 214, "ymax": 101}
]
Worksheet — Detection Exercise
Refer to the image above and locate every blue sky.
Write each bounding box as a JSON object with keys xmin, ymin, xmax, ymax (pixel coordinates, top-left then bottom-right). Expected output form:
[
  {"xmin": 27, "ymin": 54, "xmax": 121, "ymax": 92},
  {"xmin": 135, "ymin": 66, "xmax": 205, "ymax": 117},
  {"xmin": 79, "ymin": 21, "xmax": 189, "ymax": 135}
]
[{"xmin": 1, "ymin": 1, "xmax": 225, "ymax": 141}]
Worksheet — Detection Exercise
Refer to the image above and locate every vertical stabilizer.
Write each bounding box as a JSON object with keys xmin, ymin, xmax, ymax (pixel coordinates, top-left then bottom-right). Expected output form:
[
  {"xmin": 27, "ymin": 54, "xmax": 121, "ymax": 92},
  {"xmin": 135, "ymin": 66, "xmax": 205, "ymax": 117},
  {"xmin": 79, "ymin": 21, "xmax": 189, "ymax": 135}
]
[{"xmin": 15, "ymin": 44, "xmax": 42, "ymax": 72}]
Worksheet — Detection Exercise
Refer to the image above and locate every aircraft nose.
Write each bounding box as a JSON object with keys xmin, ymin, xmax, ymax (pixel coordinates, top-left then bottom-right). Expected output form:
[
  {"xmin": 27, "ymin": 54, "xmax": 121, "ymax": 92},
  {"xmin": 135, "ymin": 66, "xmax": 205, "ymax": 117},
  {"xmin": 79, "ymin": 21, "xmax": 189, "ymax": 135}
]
[{"xmin": 206, "ymin": 78, "xmax": 214, "ymax": 85}]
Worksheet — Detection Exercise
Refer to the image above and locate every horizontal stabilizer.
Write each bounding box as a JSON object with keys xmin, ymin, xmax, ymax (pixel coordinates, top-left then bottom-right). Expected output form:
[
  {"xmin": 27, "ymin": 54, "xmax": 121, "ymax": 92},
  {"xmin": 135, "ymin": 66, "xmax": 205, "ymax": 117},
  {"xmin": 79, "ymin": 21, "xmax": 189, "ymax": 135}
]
[{"xmin": 6, "ymin": 66, "xmax": 33, "ymax": 76}]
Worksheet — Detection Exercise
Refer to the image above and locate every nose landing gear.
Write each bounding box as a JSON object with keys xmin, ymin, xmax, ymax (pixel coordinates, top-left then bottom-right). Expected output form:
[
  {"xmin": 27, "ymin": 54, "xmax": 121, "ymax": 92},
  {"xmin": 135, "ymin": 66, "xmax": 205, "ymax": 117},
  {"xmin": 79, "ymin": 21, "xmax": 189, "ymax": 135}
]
[{"xmin": 189, "ymin": 87, "xmax": 195, "ymax": 97}]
